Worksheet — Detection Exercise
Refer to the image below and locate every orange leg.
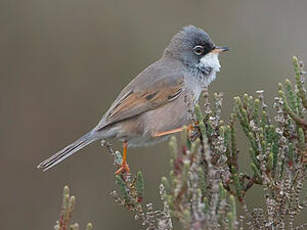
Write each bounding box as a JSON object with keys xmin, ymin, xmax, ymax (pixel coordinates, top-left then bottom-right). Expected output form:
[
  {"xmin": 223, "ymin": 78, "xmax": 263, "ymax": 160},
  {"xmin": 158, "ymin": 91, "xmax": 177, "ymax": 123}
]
[
  {"xmin": 153, "ymin": 127, "xmax": 184, "ymax": 137},
  {"xmin": 153, "ymin": 122, "xmax": 199, "ymax": 138},
  {"xmin": 115, "ymin": 141, "xmax": 130, "ymax": 175}
]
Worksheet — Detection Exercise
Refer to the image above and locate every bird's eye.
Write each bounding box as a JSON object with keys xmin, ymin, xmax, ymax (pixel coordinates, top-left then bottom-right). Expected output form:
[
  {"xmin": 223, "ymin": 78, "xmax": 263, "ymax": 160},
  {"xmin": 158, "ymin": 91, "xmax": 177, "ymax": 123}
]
[{"xmin": 193, "ymin": 45, "xmax": 204, "ymax": 55}]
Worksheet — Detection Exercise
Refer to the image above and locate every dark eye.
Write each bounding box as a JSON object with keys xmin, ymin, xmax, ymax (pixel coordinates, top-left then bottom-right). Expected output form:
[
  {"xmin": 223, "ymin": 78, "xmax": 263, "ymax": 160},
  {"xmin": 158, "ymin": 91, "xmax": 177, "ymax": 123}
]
[{"xmin": 193, "ymin": 45, "xmax": 204, "ymax": 55}]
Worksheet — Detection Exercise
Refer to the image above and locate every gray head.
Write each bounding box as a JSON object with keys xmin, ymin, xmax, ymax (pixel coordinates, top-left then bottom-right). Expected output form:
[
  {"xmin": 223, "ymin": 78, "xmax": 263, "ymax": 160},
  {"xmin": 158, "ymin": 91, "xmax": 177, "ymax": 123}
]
[{"xmin": 164, "ymin": 25, "xmax": 228, "ymax": 83}]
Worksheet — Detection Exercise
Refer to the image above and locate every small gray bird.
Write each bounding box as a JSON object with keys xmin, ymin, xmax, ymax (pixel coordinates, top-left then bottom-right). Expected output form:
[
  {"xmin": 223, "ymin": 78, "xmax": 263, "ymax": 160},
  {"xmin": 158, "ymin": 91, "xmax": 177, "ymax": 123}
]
[{"xmin": 38, "ymin": 25, "xmax": 228, "ymax": 173}]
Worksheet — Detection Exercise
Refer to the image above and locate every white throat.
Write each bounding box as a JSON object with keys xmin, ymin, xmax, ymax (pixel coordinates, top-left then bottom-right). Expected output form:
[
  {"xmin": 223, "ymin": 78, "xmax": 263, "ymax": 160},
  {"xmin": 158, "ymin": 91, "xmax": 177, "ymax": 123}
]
[
  {"xmin": 200, "ymin": 52, "xmax": 221, "ymax": 72},
  {"xmin": 199, "ymin": 52, "xmax": 221, "ymax": 86},
  {"xmin": 184, "ymin": 52, "xmax": 222, "ymax": 103}
]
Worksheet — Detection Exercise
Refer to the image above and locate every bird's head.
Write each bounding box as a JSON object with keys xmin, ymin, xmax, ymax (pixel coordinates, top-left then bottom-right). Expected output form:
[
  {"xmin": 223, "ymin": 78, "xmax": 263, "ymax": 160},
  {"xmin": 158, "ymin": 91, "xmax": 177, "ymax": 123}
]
[{"xmin": 165, "ymin": 25, "xmax": 228, "ymax": 77}]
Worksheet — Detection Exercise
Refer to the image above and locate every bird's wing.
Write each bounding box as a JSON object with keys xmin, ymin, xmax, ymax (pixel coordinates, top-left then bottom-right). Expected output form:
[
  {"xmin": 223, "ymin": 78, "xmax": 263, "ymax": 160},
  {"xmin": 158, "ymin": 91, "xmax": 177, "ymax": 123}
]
[{"xmin": 96, "ymin": 73, "xmax": 184, "ymax": 130}]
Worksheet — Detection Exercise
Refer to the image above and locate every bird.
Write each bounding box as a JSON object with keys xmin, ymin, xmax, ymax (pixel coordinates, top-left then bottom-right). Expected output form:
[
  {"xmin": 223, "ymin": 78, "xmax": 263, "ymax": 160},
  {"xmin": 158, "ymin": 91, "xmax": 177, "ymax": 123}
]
[{"xmin": 37, "ymin": 25, "xmax": 228, "ymax": 173}]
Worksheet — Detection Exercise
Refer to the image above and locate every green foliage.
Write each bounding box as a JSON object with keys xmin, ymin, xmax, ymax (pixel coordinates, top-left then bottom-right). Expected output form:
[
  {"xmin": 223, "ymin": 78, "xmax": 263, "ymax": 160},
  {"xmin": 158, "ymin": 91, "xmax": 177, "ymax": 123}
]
[
  {"xmin": 136, "ymin": 171, "xmax": 144, "ymax": 202},
  {"xmin": 115, "ymin": 175, "xmax": 130, "ymax": 202},
  {"xmin": 54, "ymin": 186, "xmax": 93, "ymax": 230}
]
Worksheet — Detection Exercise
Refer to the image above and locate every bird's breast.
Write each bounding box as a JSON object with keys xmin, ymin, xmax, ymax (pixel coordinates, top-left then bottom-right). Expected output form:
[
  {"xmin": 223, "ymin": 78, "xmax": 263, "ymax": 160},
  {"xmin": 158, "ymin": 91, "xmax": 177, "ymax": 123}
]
[{"xmin": 184, "ymin": 75, "xmax": 204, "ymax": 104}]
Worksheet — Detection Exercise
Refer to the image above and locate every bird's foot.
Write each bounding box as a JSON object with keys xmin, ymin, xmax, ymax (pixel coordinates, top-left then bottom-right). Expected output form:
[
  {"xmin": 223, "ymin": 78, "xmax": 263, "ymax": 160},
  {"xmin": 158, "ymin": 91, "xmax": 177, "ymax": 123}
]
[
  {"xmin": 115, "ymin": 160, "xmax": 130, "ymax": 175},
  {"xmin": 187, "ymin": 124, "xmax": 194, "ymax": 132},
  {"xmin": 187, "ymin": 122, "xmax": 198, "ymax": 133}
]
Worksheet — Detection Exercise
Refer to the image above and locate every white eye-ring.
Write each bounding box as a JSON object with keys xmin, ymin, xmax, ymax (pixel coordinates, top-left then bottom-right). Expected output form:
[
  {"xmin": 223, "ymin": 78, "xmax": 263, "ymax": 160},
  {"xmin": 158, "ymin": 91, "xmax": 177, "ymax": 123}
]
[{"xmin": 193, "ymin": 45, "xmax": 204, "ymax": 55}]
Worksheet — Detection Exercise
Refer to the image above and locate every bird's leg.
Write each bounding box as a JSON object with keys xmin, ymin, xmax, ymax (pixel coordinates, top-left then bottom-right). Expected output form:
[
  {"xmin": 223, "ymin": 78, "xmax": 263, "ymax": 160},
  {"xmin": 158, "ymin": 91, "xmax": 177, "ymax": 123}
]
[
  {"xmin": 153, "ymin": 122, "xmax": 200, "ymax": 138},
  {"xmin": 115, "ymin": 141, "xmax": 130, "ymax": 175}
]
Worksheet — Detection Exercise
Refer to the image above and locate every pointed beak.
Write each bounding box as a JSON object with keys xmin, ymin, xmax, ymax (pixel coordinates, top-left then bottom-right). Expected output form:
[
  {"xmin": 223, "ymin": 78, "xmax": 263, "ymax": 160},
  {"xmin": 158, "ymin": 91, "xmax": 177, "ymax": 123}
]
[{"xmin": 211, "ymin": 46, "xmax": 229, "ymax": 54}]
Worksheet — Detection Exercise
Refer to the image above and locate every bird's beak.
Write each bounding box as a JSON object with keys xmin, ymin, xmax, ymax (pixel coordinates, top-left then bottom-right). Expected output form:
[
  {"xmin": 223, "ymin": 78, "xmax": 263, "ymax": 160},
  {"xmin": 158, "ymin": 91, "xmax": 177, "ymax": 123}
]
[{"xmin": 211, "ymin": 46, "xmax": 229, "ymax": 54}]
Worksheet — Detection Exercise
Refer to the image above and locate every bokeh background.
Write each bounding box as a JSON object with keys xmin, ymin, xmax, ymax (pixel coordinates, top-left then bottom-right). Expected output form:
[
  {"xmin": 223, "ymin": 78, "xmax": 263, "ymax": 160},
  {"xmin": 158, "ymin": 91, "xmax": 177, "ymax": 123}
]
[{"xmin": 1, "ymin": 0, "xmax": 307, "ymax": 229}]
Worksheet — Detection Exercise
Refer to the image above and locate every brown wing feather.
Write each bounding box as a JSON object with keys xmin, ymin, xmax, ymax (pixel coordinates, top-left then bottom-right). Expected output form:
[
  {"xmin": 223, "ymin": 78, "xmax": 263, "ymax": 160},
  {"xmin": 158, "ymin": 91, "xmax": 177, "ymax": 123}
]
[{"xmin": 99, "ymin": 77, "xmax": 184, "ymax": 129}]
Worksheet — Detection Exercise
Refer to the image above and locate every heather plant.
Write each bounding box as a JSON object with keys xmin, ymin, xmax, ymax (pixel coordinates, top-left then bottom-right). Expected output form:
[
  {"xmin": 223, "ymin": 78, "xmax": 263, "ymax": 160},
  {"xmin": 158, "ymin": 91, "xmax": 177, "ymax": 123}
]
[
  {"xmin": 108, "ymin": 57, "xmax": 307, "ymax": 230},
  {"xmin": 52, "ymin": 57, "xmax": 307, "ymax": 230},
  {"xmin": 54, "ymin": 186, "xmax": 93, "ymax": 230}
]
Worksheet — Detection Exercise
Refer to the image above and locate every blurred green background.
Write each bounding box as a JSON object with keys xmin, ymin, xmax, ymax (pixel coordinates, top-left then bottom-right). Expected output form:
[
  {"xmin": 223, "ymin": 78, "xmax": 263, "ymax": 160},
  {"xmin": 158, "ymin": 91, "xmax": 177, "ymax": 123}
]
[{"xmin": 1, "ymin": 0, "xmax": 307, "ymax": 229}]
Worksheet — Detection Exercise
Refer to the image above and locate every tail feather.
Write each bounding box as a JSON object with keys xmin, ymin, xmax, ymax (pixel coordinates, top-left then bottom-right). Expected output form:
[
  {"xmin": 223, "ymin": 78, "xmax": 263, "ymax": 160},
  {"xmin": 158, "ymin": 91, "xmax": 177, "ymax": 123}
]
[{"xmin": 37, "ymin": 132, "xmax": 97, "ymax": 172}]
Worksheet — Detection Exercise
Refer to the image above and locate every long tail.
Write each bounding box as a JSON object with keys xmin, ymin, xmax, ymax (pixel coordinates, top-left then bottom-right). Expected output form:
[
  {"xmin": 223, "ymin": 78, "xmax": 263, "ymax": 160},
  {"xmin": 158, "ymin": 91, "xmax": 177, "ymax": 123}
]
[{"xmin": 37, "ymin": 132, "xmax": 98, "ymax": 172}]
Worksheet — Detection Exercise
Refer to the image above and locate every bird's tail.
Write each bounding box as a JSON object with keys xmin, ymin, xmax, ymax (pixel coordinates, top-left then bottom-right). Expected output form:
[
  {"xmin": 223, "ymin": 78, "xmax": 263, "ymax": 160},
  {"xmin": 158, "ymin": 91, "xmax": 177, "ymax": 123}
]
[{"xmin": 37, "ymin": 132, "xmax": 98, "ymax": 172}]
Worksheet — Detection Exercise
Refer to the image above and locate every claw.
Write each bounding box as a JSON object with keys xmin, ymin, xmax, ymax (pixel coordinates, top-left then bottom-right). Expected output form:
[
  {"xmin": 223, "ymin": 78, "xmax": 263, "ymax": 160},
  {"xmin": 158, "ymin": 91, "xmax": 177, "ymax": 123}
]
[
  {"xmin": 187, "ymin": 124, "xmax": 194, "ymax": 132},
  {"xmin": 115, "ymin": 161, "xmax": 130, "ymax": 175}
]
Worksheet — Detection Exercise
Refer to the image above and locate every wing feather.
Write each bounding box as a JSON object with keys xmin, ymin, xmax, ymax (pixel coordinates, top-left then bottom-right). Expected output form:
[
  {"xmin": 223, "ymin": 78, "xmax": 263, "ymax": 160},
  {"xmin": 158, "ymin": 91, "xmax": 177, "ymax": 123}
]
[{"xmin": 97, "ymin": 75, "xmax": 184, "ymax": 130}]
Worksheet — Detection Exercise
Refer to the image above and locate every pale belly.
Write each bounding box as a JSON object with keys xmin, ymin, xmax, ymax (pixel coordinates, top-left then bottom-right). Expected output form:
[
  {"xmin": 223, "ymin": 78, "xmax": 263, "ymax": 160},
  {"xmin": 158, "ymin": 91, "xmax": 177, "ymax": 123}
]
[{"xmin": 126, "ymin": 90, "xmax": 195, "ymax": 147}]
